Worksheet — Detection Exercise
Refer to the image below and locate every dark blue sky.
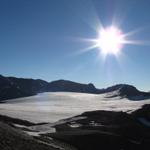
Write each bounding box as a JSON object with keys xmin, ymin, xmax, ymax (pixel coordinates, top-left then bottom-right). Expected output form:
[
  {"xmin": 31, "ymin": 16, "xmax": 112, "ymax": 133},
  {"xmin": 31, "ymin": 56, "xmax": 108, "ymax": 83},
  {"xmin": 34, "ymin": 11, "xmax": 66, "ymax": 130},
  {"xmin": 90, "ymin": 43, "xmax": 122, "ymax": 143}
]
[{"xmin": 0, "ymin": 0, "xmax": 150, "ymax": 90}]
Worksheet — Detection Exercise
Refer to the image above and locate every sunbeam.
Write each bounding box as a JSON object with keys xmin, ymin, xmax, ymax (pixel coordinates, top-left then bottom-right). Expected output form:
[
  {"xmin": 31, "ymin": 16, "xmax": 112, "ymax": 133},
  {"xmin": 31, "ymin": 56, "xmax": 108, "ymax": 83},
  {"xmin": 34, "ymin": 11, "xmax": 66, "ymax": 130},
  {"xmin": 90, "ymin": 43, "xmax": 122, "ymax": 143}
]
[{"xmin": 76, "ymin": 23, "xmax": 149, "ymax": 61}]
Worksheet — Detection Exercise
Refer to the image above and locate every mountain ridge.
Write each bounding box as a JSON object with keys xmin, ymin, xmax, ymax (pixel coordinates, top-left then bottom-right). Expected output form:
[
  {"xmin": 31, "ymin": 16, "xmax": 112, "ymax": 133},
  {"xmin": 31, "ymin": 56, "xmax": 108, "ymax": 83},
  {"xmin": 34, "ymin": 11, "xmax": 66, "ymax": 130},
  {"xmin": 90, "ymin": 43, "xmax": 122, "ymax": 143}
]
[{"xmin": 0, "ymin": 74, "xmax": 149, "ymax": 101}]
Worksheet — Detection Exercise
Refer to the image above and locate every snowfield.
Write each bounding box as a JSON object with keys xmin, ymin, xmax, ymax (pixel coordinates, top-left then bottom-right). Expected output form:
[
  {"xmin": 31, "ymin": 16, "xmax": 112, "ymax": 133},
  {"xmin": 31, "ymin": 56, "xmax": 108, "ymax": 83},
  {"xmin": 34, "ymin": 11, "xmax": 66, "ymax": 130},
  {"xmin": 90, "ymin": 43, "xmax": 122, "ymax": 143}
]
[{"xmin": 0, "ymin": 92, "xmax": 150, "ymax": 123}]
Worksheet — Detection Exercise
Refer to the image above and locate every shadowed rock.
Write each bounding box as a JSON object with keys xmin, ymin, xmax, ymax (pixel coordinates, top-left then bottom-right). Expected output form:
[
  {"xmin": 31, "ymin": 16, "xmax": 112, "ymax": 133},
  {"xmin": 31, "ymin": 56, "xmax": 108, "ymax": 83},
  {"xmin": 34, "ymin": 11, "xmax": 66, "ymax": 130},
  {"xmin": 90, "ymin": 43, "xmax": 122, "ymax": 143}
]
[{"xmin": 49, "ymin": 104, "xmax": 150, "ymax": 150}]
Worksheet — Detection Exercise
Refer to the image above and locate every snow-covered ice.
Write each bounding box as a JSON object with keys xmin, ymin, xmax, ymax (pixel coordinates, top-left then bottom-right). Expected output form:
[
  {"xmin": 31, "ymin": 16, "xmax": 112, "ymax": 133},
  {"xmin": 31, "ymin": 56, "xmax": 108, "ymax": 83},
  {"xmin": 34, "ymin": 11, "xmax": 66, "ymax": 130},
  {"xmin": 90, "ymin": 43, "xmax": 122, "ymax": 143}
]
[{"xmin": 0, "ymin": 92, "xmax": 150, "ymax": 123}]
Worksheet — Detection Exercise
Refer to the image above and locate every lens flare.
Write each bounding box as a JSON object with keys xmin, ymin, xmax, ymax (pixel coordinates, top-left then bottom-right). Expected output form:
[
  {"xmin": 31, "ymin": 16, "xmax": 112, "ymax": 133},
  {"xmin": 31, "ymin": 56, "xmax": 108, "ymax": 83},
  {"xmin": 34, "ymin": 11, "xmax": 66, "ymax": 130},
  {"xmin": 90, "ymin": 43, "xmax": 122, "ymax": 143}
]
[{"xmin": 97, "ymin": 26, "xmax": 124, "ymax": 55}]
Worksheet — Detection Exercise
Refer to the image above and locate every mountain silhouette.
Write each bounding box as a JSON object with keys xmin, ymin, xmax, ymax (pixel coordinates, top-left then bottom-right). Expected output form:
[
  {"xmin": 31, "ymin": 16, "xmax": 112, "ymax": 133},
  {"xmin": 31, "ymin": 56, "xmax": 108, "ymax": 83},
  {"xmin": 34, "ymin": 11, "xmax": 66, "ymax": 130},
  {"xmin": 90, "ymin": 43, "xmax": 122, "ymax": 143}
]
[
  {"xmin": 0, "ymin": 75, "xmax": 149, "ymax": 101},
  {"xmin": 47, "ymin": 79, "xmax": 99, "ymax": 93},
  {"xmin": 101, "ymin": 84, "xmax": 150, "ymax": 100}
]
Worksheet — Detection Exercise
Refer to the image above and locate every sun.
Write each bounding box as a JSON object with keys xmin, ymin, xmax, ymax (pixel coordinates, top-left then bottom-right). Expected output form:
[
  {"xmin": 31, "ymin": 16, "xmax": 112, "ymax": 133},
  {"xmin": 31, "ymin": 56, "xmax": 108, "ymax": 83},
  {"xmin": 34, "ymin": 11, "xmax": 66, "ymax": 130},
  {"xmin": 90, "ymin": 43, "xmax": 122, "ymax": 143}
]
[
  {"xmin": 96, "ymin": 26, "xmax": 124, "ymax": 55},
  {"xmin": 77, "ymin": 23, "xmax": 145, "ymax": 60}
]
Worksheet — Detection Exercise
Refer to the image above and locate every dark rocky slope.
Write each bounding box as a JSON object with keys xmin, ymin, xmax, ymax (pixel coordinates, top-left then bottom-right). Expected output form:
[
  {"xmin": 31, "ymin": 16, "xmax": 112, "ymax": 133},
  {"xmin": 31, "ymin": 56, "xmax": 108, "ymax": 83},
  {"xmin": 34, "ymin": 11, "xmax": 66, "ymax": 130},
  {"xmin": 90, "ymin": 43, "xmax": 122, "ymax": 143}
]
[
  {"xmin": 0, "ymin": 114, "xmax": 76, "ymax": 150},
  {"xmin": 0, "ymin": 104, "xmax": 150, "ymax": 150},
  {"xmin": 103, "ymin": 84, "xmax": 150, "ymax": 99},
  {"xmin": 0, "ymin": 122, "xmax": 57, "ymax": 150},
  {"xmin": 48, "ymin": 104, "xmax": 150, "ymax": 150},
  {"xmin": 0, "ymin": 75, "xmax": 48, "ymax": 101}
]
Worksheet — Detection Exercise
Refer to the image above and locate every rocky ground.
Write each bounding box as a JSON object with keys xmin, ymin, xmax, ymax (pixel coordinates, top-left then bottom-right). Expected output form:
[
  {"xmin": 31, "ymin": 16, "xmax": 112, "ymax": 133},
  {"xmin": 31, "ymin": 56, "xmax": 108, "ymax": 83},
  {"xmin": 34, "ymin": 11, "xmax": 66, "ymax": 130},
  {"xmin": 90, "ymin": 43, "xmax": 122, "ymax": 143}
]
[
  {"xmin": 0, "ymin": 104, "xmax": 150, "ymax": 150},
  {"xmin": 48, "ymin": 104, "xmax": 150, "ymax": 150},
  {"xmin": 0, "ymin": 115, "xmax": 76, "ymax": 150}
]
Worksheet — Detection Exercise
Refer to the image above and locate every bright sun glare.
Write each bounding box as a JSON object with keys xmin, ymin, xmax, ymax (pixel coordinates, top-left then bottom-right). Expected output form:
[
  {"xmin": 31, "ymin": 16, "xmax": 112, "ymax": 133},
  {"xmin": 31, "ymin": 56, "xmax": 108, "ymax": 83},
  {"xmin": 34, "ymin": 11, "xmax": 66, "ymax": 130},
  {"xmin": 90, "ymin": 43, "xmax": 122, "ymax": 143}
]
[
  {"xmin": 78, "ymin": 22, "xmax": 146, "ymax": 60},
  {"xmin": 96, "ymin": 26, "xmax": 124, "ymax": 55}
]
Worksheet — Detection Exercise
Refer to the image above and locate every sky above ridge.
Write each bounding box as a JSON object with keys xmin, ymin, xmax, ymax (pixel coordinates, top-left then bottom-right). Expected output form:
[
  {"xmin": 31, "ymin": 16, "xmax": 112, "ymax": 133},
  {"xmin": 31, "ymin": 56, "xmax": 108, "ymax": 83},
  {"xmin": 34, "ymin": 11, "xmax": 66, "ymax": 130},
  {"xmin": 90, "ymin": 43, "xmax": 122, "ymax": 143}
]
[{"xmin": 0, "ymin": 0, "xmax": 150, "ymax": 91}]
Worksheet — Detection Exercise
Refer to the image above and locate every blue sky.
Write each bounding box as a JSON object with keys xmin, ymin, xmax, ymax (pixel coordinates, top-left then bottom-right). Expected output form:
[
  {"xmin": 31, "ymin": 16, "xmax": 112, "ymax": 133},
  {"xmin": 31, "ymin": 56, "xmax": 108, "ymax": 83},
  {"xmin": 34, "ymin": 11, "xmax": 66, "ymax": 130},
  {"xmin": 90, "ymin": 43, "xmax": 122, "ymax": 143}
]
[{"xmin": 0, "ymin": 0, "xmax": 150, "ymax": 91}]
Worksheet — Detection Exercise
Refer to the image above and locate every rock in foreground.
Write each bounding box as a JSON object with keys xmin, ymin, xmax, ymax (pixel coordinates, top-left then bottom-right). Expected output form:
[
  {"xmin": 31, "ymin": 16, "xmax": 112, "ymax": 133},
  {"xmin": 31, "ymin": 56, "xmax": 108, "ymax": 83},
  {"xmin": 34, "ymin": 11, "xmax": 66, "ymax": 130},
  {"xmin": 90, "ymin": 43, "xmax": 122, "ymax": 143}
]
[
  {"xmin": 0, "ymin": 104, "xmax": 150, "ymax": 150},
  {"xmin": 48, "ymin": 104, "xmax": 150, "ymax": 150}
]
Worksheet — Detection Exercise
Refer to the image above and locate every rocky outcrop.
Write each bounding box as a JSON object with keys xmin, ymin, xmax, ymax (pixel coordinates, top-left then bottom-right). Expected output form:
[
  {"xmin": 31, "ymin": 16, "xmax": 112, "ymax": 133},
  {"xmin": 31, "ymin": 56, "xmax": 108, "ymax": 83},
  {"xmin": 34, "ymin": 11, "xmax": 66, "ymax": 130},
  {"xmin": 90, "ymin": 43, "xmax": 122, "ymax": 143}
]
[{"xmin": 49, "ymin": 104, "xmax": 150, "ymax": 150}]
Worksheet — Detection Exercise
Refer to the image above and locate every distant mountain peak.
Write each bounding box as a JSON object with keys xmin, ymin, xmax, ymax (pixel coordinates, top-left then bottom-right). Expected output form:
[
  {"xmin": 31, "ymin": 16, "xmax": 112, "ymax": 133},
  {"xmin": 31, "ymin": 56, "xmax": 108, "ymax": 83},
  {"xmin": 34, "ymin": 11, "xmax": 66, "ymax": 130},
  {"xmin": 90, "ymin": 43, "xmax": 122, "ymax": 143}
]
[
  {"xmin": 0, "ymin": 75, "xmax": 149, "ymax": 101},
  {"xmin": 103, "ymin": 84, "xmax": 150, "ymax": 100},
  {"xmin": 48, "ymin": 79, "xmax": 97, "ymax": 93}
]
